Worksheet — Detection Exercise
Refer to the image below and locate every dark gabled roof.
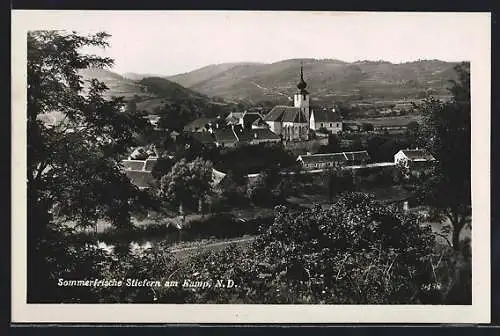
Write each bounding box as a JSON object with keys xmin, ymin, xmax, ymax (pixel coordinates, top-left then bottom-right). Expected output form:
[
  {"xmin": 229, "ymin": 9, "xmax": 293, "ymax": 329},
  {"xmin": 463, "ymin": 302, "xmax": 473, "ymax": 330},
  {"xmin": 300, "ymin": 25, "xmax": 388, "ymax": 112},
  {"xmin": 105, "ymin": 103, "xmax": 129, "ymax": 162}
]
[
  {"xmin": 237, "ymin": 128, "xmax": 281, "ymax": 143},
  {"xmin": 252, "ymin": 118, "xmax": 269, "ymax": 127},
  {"xmin": 214, "ymin": 127, "xmax": 238, "ymax": 143},
  {"xmin": 343, "ymin": 151, "xmax": 370, "ymax": 162},
  {"xmin": 400, "ymin": 149, "xmax": 435, "ymax": 161},
  {"xmin": 312, "ymin": 109, "xmax": 341, "ymax": 122},
  {"xmin": 233, "ymin": 126, "xmax": 252, "ymax": 142},
  {"xmin": 242, "ymin": 112, "xmax": 263, "ymax": 126},
  {"xmin": 122, "ymin": 160, "xmax": 146, "ymax": 171},
  {"xmin": 143, "ymin": 158, "xmax": 158, "ymax": 172},
  {"xmin": 298, "ymin": 153, "xmax": 347, "ymax": 165},
  {"xmin": 191, "ymin": 131, "xmax": 216, "ymax": 144},
  {"xmin": 124, "ymin": 170, "xmax": 155, "ymax": 189},
  {"xmin": 251, "ymin": 128, "xmax": 281, "ymax": 140},
  {"xmin": 264, "ymin": 106, "xmax": 307, "ymax": 123}
]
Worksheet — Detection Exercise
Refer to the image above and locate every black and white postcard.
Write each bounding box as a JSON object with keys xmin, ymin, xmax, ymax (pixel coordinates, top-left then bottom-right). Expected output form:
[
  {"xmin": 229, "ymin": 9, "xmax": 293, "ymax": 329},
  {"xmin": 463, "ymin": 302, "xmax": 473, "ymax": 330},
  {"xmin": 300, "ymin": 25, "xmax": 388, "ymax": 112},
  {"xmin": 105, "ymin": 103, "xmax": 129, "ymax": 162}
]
[{"xmin": 11, "ymin": 10, "xmax": 491, "ymax": 323}]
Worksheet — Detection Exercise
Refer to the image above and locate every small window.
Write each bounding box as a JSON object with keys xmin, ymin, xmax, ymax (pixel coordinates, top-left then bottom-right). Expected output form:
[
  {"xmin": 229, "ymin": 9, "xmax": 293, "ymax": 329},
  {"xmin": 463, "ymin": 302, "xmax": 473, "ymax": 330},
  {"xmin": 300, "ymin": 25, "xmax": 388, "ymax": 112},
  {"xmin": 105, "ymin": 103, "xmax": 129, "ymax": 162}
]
[
  {"xmin": 321, "ymin": 123, "xmax": 324, "ymax": 127},
  {"xmin": 330, "ymin": 123, "xmax": 333, "ymax": 127}
]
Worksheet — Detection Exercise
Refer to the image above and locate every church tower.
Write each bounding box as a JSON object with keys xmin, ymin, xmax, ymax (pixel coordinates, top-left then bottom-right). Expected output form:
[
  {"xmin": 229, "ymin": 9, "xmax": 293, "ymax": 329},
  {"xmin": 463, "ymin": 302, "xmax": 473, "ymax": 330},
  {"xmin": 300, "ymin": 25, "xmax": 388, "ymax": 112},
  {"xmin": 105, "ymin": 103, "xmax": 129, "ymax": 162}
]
[{"xmin": 293, "ymin": 62, "xmax": 310, "ymax": 123}]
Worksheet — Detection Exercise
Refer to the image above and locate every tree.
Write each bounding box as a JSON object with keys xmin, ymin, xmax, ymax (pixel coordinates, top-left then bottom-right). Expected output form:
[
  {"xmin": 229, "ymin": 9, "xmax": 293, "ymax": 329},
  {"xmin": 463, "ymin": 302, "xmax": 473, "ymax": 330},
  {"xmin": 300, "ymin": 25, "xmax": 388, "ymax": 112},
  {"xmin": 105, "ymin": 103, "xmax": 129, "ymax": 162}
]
[
  {"xmin": 27, "ymin": 31, "xmax": 155, "ymax": 301},
  {"xmin": 151, "ymin": 193, "xmax": 443, "ymax": 304},
  {"xmin": 414, "ymin": 63, "xmax": 471, "ymax": 250},
  {"xmin": 361, "ymin": 122, "xmax": 374, "ymax": 132},
  {"xmin": 126, "ymin": 99, "xmax": 138, "ymax": 114},
  {"xmin": 221, "ymin": 170, "xmax": 248, "ymax": 206},
  {"xmin": 157, "ymin": 103, "xmax": 193, "ymax": 132},
  {"xmin": 159, "ymin": 157, "xmax": 214, "ymax": 213},
  {"xmin": 406, "ymin": 121, "xmax": 420, "ymax": 147}
]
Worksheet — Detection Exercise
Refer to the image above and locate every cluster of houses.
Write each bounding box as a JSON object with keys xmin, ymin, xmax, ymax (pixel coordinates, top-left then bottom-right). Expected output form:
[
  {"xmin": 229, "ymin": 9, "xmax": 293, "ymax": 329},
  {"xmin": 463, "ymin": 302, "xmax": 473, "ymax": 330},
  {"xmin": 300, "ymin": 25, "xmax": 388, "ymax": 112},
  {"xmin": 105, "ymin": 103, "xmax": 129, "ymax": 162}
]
[
  {"xmin": 120, "ymin": 64, "xmax": 435, "ymax": 190},
  {"xmin": 121, "ymin": 145, "xmax": 159, "ymax": 190},
  {"xmin": 121, "ymin": 144, "xmax": 435, "ymax": 190},
  {"xmin": 183, "ymin": 111, "xmax": 282, "ymax": 148},
  {"xmin": 176, "ymin": 64, "xmax": 344, "ymax": 148},
  {"xmin": 136, "ymin": 64, "xmax": 414, "ymax": 152}
]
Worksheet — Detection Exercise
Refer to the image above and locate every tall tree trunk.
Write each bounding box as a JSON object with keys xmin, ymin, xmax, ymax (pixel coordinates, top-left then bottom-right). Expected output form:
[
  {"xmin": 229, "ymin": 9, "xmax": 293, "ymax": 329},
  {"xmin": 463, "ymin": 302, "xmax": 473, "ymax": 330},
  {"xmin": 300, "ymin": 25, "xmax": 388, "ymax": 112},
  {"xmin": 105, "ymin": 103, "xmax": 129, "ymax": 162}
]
[
  {"xmin": 451, "ymin": 217, "xmax": 466, "ymax": 252},
  {"xmin": 451, "ymin": 226, "xmax": 461, "ymax": 251}
]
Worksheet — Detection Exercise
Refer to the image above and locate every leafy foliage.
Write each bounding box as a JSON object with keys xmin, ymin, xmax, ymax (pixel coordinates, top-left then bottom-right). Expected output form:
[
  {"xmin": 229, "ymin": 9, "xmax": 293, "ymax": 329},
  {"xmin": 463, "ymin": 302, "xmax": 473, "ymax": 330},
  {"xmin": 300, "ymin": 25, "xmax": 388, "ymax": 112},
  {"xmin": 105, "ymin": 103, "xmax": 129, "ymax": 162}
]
[
  {"xmin": 413, "ymin": 63, "xmax": 471, "ymax": 250},
  {"xmin": 27, "ymin": 31, "xmax": 157, "ymax": 300},
  {"xmin": 159, "ymin": 157, "xmax": 214, "ymax": 212}
]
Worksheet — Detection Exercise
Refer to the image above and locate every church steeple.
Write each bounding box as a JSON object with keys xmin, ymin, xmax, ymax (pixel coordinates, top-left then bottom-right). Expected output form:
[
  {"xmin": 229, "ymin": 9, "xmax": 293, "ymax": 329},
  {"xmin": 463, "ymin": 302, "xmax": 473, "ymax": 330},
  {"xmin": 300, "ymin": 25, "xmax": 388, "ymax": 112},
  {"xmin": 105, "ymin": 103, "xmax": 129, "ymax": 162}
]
[{"xmin": 297, "ymin": 62, "xmax": 308, "ymax": 93}]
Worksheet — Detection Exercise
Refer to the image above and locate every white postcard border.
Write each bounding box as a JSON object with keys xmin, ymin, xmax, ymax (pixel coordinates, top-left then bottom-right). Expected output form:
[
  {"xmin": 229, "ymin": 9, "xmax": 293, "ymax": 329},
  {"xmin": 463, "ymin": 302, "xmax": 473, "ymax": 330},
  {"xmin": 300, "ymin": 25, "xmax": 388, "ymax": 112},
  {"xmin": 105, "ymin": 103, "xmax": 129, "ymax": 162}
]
[{"xmin": 11, "ymin": 10, "xmax": 491, "ymax": 324}]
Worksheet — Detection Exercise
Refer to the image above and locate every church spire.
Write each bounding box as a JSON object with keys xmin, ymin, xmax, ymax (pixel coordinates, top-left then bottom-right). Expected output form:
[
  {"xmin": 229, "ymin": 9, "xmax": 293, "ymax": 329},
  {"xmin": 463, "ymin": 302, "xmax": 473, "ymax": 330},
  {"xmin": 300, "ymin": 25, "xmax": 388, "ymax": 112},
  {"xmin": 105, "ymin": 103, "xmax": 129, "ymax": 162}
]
[{"xmin": 297, "ymin": 61, "xmax": 308, "ymax": 93}]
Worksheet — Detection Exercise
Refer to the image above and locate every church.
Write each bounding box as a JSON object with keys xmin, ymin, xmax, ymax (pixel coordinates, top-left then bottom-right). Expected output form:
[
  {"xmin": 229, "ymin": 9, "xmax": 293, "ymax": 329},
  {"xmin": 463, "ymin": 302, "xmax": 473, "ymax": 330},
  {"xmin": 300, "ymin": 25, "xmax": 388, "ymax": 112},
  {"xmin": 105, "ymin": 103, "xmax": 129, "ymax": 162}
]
[{"xmin": 263, "ymin": 63, "xmax": 342, "ymax": 141}]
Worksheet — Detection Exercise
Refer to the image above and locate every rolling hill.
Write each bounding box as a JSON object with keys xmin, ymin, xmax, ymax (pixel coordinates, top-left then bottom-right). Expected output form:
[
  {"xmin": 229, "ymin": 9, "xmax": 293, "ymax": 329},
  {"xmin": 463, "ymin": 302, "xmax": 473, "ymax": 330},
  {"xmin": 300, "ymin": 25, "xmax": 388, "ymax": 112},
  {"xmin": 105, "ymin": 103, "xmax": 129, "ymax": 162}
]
[
  {"xmin": 79, "ymin": 68, "xmax": 230, "ymax": 116},
  {"xmin": 166, "ymin": 59, "xmax": 465, "ymax": 104}
]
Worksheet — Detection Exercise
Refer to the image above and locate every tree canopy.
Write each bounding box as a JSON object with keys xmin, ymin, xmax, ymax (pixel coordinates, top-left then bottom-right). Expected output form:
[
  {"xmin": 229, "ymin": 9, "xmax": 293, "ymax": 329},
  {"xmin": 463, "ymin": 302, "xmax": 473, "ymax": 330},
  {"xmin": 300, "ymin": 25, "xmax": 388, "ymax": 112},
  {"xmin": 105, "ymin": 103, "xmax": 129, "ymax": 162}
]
[
  {"xmin": 159, "ymin": 157, "xmax": 214, "ymax": 212},
  {"xmin": 27, "ymin": 30, "xmax": 156, "ymax": 300},
  {"xmin": 414, "ymin": 62, "xmax": 471, "ymax": 250}
]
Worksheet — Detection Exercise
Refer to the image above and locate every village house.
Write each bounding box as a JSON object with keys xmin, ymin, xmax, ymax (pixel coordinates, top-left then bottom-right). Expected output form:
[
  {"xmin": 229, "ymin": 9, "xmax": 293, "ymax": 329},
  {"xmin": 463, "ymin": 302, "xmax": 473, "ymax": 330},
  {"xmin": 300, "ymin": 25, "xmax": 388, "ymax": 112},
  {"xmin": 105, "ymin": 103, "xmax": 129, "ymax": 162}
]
[
  {"xmin": 309, "ymin": 108, "xmax": 342, "ymax": 134},
  {"xmin": 121, "ymin": 158, "xmax": 157, "ymax": 190},
  {"xmin": 297, "ymin": 152, "xmax": 347, "ymax": 170},
  {"xmin": 214, "ymin": 124, "xmax": 281, "ymax": 148},
  {"xmin": 214, "ymin": 127, "xmax": 239, "ymax": 148},
  {"xmin": 236, "ymin": 127, "xmax": 281, "ymax": 145},
  {"xmin": 226, "ymin": 111, "xmax": 268, "ymax": 129},
  {"xmin": 394, "ymin": 149, "xmax": 436, "ymax": 173},
  {"xmin": 297, "ymin": 150, "xmax": 371, "ymax": 170},
  {"xmin": 225, "ymin": 111, "xmax": 245, "ymax": 125},
  {"xmin": 251, "ymin": 118, "xmax": 270, "ymax": 129}
]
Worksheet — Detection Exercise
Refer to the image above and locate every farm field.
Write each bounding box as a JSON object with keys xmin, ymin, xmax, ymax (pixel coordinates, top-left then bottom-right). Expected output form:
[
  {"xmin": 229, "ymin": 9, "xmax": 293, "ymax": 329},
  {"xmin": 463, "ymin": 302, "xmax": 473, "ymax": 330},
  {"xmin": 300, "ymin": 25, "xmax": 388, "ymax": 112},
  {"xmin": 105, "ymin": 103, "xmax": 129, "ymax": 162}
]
[{"xmin": 346, "ymin": 114, "xmax": 423, "ymax": 126}]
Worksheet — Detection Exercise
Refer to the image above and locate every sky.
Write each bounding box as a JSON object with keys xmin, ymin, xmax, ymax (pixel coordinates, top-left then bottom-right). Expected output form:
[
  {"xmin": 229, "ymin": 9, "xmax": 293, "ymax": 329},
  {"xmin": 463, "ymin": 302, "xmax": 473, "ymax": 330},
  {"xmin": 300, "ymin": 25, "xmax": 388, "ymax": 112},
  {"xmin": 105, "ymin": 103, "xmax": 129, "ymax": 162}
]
[{"xmin": 16, "ymin": 11, "xmax": 490, "ymax": 76}]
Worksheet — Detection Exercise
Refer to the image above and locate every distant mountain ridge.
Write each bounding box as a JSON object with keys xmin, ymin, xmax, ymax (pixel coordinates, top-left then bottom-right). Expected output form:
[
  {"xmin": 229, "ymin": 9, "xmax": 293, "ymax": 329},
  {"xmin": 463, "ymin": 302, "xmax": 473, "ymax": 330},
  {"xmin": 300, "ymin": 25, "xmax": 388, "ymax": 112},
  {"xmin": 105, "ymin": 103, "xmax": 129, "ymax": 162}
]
[
  {"xmin": 164, "ymin": 58, "xmax": 465, "ymax": 103},
  {"xmin": 79, "ymin": 68, "xmax": 229, "ymax": 116}
]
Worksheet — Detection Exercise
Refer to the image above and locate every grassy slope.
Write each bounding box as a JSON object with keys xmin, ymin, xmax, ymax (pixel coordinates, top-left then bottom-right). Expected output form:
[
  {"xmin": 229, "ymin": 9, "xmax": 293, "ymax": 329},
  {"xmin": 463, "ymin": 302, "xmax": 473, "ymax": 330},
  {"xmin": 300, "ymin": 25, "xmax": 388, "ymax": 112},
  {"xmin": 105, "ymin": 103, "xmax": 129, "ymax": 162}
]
[
  {"xmin": 167, "ymin": 59, "xmax": 463, "ymax": 103},
  {"xmin": 79, "ymin": 68, "xmax": 228, "ymax": 115}
]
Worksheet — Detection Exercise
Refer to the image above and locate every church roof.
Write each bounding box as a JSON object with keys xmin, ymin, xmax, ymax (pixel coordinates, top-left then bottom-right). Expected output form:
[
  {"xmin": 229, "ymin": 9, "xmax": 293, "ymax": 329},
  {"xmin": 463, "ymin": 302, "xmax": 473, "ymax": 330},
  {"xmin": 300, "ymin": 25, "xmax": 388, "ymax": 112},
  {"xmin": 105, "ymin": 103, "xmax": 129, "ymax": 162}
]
[
  {"xmin": 312, "ymin": 109, "xmax": 341, "ymax": 122},
  {"xmin": 263, "ymin": 106, "xmax": 308, "ymax": 123}
]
